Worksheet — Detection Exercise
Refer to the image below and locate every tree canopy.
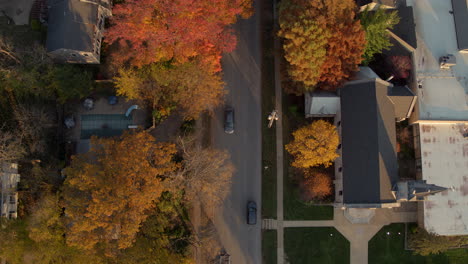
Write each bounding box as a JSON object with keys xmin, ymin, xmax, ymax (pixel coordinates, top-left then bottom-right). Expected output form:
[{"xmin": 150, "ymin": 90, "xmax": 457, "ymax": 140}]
[
  {"xmin": 62, "ymin": 131, "xmax": 179, "ymax": 254},
  {"xmin": 278, "ymin": 0, "xmax": 365, "ymax": 92},
  {"xmin": 105, "ymin": 0, "xmax": 253, "ymax": 71},
  {"xmin": 409, "ymin": 228, "xmax": 468, "ymax": 256},
  {"xmin": 285, "ymin": 120, "xmax": 339, "ymax": 169},
  {"xmin": 114, "ymin": 60, "xmax": 225, "ymax": 120},
  {"xmin": 300, "ymin": 168, "xmax": 333, "ymax": 200},
  {"xmin": 360, "ymin": 7, "xmax": 399, "ymax": 64},
  {"xmin": 170, "ymin": 136, "xmax": 235, "ymax": 211}
]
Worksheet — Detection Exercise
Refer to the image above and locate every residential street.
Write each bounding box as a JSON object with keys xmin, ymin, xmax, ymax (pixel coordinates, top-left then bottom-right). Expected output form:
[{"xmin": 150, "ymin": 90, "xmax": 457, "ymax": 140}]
[{"xmin": 210, "ymin": 0, "xmax": 262, "ymax": 263}]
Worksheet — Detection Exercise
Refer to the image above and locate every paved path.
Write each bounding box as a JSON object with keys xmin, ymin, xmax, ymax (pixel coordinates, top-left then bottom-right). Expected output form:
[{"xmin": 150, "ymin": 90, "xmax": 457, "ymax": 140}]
[
  {"xmin": 271, "ymin": 0, "xmax": 286, "ymax": 263},
  {"xmin": 210, "ymin": 0, "xmax": 262, "ymax": 263},
  {"xmin": 265, "ymin": 208, "xmax": 416, "ymax": 264}
]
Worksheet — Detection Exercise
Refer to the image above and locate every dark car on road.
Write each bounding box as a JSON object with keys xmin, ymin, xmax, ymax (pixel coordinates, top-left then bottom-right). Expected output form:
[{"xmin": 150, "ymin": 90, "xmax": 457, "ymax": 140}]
[
  {"xmin": 224, "ymin": 107, "xmax": 234, "ymax": 134},
  {"xmin": 247, "ymin": 201, "xmax": 257, "ymax": 225}
]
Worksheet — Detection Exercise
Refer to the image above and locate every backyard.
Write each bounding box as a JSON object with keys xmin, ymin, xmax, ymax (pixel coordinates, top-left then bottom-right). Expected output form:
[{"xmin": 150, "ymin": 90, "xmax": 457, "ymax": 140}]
[
  {"xmin": 369, "ymin": 224, "xmax": 468, "ymax": 264},
  {"xmin": 284, "ymin": 227, "xmax": 349, "ymax": 264},
  {"xmin": 282, "ymin": 93, "xmax": 334, "ymax": 220}
]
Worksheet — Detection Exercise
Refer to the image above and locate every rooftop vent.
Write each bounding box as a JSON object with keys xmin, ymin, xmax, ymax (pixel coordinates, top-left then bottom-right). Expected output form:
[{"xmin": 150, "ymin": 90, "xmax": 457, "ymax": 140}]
[{"xmin": 439, "ymin": 54, "xmax": 456, "ymax": 69}]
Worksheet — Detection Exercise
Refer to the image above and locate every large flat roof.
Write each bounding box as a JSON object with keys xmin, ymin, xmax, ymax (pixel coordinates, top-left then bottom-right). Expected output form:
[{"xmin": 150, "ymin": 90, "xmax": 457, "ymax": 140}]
[
  {"xmin": 408, "ymin": 0, "xmax": 468, "ymax": 120},
  {"xmin": 418, "ymin": 122, "xmax": 468, "ymax": 235}
]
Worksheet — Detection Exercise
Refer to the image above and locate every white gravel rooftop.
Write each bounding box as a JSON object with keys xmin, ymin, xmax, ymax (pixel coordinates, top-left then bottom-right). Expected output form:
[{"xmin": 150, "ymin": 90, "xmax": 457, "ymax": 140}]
[
  {"xmin": 408, "ymin": 0, "xmax": 468, "ymax": 121},
  {"xmin": 417, "ymin": 122, "xmax": 468, "ymax": 236}
]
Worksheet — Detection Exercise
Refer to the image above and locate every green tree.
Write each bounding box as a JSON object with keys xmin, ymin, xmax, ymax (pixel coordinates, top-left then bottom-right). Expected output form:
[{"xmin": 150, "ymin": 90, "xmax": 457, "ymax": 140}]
[
  {"xmin": 0, "ymin": 219, "xmax": 32, "ymax": 264},
  {"xmin": 117, "ymin": 192, "xmax": 192, "ymax": 264},
  {"xmin": 45, "ymin": 65, "xmax": 94, "ymax": 103},
  {"xmin": 359, "ymin": 8, "xmax": 399, "ymax": 64},
  {"xmin": 409, "ymin": 228, "xmax": 468, "ymax": 256}
]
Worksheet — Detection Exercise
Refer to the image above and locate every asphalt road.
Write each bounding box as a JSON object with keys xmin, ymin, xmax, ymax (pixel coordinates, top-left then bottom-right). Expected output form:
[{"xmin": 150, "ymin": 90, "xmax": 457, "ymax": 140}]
[{"xmin": 210, "ymin": 1, "xmax": 262, "ymax": 263}]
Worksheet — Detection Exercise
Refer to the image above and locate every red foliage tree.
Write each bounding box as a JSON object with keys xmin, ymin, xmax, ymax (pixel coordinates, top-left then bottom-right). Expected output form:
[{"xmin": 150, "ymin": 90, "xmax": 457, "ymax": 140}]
[
  {"xmin": 387, "ymin": 55, "xmax": 411, "ymax": 79},
  {"xmin": 300, "ymin": 169, "xmax": 333, "ymax": 201},
  {"xmin": 105, "ymin": 0, "xmax": 253, "ymax": 71}
]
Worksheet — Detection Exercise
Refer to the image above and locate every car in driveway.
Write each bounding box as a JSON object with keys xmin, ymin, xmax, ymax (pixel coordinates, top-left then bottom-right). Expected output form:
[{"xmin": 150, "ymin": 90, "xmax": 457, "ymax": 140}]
[
  {"xmin": 247, "ymin": 201, "xmax": 257, "ymax": 225},
  {"xmin": 224, "ymin": 107, "xmax": 234, "ymax": 134}
]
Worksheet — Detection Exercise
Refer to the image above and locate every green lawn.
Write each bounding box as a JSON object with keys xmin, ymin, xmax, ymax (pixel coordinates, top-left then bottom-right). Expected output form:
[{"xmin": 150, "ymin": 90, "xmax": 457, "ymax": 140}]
[
  {"xmin": 284, "ymin": 227, "xmax": 349, "ymax": 264},
  {"xmin": 260, "ymin": 0, "xmax": 277, "ymax": 219},
  {"xmin": 283, "ymin": 159, "xmax": 334, "ymax": 220},
  {"xmin": 282, "ymin": 99, "xmax": 333, "ymax": 220},
  {"xmin": 369, "ymin": 224, "xmax": 468, "ymax": 264},
  {"xmin": 262, "ymin": 230, "xmax": 277, "ymax": 264}
]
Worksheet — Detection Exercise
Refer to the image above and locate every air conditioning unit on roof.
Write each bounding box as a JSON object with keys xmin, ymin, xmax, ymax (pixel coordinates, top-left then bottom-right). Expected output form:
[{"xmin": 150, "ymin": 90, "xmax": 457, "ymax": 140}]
[{"xmin": 439, "ymin": 54, "xmax": 456, "ymax": 69}]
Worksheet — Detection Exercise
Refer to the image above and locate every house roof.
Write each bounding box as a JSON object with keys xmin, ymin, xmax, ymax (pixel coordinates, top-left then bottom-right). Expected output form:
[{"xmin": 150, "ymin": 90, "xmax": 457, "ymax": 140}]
[
  {"xmin": 390, "ymin": 5, "xmax": 417, "ymax": 50},
  {"xmin": 305, "ymin": 91, "xmax": 340, "ymax": 117},
  {"xmin": 46, "ymin": 0, "xmax": 98, "ymax": 52},
  {"xmin": 340, "ymin": 79, "xmax": 398, "ymax": 205},
  {"xmin": 451, "ymin": 0, "xmax": 468, "ymax": 51},
  {"xmin": 387, "ymin": 86, "xmax": 416, "ymax": 120}
]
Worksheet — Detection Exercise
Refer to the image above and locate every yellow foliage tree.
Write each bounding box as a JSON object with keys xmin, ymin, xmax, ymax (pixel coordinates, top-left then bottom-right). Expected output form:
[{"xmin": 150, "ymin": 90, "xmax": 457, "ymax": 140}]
[
  {"xmin": 278, "ymin": 4, "xmax": 330, "ymax": 87},
  {"xmin": 285, "ymin": 120, "xmax": 339, "ymax": 168},
  {"xmin": 114, "ymin": 60, "xmax": 225, "ymax": 120},
  {"xmin": 62, "ymin": 131, "xmax": 178, "ymax": 254}
]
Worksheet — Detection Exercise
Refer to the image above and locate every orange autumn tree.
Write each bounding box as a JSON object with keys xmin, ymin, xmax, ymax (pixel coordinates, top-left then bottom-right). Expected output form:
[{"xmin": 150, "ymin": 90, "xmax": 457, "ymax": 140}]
[
  {"xmin": 318, "ymin": 0, "xmax": 366, "ymax": 90},
  {"xmin": 105, "ymin": 0, "xmax": 253, "ymax": 71},
  {"xmin": 278, "ymin": 0, "xmax": 365, "ymax": 92},
  {"xmin": 62, "ymin": 131, "xmax": 178, "ymax": 254},
  {"xmin": 301, "ymin": 169, "xmax": 333, "ymax": 200},
  {"xmin": 278, "ymin": 0, "xmax": 330, "ymax": 89},
  {"xmin": 285, "ymin": 120, "xmax": 339, "ymax": 169}
]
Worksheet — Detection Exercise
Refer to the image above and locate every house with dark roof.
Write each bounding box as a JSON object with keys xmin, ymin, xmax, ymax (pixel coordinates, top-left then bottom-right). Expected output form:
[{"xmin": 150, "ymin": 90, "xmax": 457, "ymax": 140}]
[
  {"xmin": 451, "ymin": 0, "xmax": 468, "ymax": 53},
  {"xmin": 329, "ymin": 71, "xmax": 449, "ymax": 210},
  {"xmin": 46, "ymin": 0, "xmax": 112, "ymax": 64},
  {"xmin": 335, "ymin": 78, "xmax": 413, "ymax": 208}
]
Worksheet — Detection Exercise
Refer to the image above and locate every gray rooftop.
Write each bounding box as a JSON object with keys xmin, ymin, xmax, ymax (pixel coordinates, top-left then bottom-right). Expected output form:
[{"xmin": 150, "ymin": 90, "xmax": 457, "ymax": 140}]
[
  {"xmin": 387, "ymin": 85, "xmax": 416, "ymax": 120},
  {"xmin": 46, "ymin": 0, "xmax": 98, "ymax": 52},
  {"xmin": 451, "ymin": 0, "xmax": 468, "ymax": 51},
  {"xmin": 340, "ymin": 79, "xmax": 398, "ymax": 205},
  {"xmin": 390, "ymin": 5, "xmax": 417, "ymax": 50}
]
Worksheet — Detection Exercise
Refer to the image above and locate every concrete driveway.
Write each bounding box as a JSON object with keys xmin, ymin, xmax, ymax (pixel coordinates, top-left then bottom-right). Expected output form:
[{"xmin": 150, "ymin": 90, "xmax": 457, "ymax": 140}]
[
  {"xmin": 0, "ymin": 0, "xmax": 34, "ymax": 25},
  {"xmin": 210, "ymin": 0, "xmax": 262, "ymax": 263}
]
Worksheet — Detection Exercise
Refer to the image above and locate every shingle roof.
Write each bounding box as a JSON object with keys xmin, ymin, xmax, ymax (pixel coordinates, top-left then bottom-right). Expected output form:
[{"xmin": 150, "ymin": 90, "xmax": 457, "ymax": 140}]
[
  {"xmin": 46, "ymin": 0, "xmax": 98, "ymax": 52},
  {"xmin": 387, "ymin": 86, "xmax": 416, "ymax": 120},
  {"xmin": 340, "ymin": 79, "xmax": 398, "ymax": 205},
  {"xmin": 390, "ymin": 5, "xmax": 417, "ymax": 50},
  {"xmin": 451, "ymin": 0, "xmax": 468, "ymax": 51}
]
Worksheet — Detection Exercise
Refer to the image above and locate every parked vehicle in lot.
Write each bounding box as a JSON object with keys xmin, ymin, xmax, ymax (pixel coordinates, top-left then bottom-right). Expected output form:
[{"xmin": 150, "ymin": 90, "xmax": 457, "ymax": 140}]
[
  {"xmin": 224, "ymin": 107, "xmax": 234, "ymax": 134},
  {"xmin": 247, "ymin": 201, "xmax": 257, "ymax": 225}
]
